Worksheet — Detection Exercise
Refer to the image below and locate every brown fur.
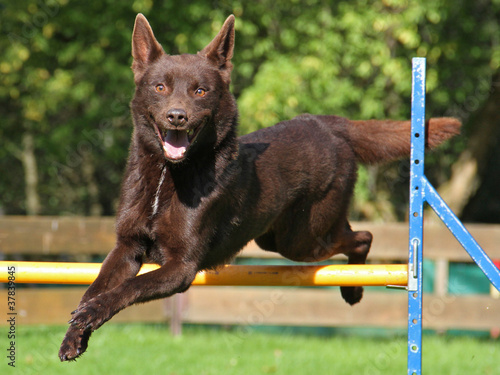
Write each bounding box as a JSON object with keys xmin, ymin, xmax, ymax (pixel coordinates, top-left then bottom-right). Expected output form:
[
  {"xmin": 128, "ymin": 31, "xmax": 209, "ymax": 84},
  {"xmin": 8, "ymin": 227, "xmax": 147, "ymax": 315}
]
[
  {"xmin": 59, "ymin": 14, "xmax": 460, "ymax": 361},
  {"xmin": 346, "ymin": 117, "xmax": 461, "ymax": 163}
]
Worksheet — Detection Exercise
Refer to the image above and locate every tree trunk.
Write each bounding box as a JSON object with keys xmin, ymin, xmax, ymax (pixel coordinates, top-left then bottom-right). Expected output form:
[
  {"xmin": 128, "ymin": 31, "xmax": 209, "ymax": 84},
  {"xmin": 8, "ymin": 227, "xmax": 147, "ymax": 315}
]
[
  {"xmin": 437, "ymin": 71, "xmax": 500, "ymax": 216},
  {"xmin": 21, "ymin": 131, "xmax": 41, "ymax": 215}
]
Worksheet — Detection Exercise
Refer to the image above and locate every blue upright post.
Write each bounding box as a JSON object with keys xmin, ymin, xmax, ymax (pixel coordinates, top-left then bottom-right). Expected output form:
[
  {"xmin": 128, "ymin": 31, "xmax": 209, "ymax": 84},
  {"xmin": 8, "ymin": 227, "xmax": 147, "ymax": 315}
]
[
  {"xmin": 407, "ymin": 57, "xmax": 426, "ymax": 375},
  {"xmin": 406, "ymin": 57, "xmax": 500, "ymax": 375}
]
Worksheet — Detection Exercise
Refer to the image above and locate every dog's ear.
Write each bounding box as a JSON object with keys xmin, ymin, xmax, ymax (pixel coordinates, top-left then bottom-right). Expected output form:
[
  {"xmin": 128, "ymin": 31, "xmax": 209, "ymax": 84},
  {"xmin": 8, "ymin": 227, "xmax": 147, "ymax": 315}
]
[
  {"xmin": 199, "ymin": 15, "xmax": 235, "ymax": 83},
  {"xmin": 131, "ymin": 14, "xmax": 164, "ymax": 81}
]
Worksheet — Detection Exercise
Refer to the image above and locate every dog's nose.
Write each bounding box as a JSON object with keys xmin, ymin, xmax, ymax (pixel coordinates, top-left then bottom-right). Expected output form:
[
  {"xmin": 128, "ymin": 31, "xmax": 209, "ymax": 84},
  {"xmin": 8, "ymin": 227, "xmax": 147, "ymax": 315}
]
[{"xmin": 166, "ymin": 108, "xmax": 187, "ymax": 127}]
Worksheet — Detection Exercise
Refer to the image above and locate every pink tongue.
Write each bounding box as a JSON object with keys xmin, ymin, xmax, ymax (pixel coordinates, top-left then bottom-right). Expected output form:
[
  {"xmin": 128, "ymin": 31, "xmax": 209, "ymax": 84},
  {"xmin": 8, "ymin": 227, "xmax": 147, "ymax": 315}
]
[{"xmin": 163, "ymin": 131, "xmax": 188, "ymax": 159}]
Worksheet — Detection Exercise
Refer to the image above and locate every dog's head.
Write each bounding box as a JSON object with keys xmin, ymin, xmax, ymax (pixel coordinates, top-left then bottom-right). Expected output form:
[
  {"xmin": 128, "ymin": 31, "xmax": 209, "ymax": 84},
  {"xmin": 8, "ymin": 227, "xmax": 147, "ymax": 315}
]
[{"xmin": 130, "ymin": 14, "xmax": 237, "ymax": 163}]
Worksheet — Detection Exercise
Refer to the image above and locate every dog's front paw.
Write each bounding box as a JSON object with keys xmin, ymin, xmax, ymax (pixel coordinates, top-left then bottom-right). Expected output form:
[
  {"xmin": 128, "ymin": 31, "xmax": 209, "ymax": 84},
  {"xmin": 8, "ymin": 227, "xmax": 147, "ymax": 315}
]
[
  {"xmin": 69, "ymin": 298, "xmax": 109, "ymax": 332},
  {"xmin": 59, "ymin": 326, "xmax": 92, "ymax": 361}
]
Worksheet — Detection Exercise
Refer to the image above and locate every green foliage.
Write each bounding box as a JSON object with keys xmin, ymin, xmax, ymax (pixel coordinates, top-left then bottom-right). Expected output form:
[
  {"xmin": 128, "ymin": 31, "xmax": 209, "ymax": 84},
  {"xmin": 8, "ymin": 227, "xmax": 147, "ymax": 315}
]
[
  {"xmin": 237, "ymin": 0, "xmax": 500, "ymax": 132},
  {"xmin": 0, "ymin": 0, "xmax": 499, "ymax": 216}
]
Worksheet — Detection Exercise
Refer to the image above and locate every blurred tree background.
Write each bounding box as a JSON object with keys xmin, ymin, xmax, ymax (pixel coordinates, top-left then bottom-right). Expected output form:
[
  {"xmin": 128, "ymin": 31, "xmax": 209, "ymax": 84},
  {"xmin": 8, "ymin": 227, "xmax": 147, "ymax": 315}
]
[{"xmin": 1, "ymin": 0, "xmax": 499, "ymax": 222}]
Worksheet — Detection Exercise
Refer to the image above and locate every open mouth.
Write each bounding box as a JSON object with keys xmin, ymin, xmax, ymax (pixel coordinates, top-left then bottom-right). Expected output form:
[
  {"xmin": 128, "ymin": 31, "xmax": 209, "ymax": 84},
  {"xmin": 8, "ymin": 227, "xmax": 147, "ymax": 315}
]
[{"xmin": 154, "ymin": 121, "xmax": 205, "ymax": 161}]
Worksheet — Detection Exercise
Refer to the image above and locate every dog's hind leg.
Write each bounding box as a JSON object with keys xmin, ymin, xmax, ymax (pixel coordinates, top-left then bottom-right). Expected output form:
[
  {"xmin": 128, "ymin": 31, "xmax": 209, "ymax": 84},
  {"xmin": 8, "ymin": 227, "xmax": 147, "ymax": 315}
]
[
  {"xmin": 298, "ymin": 222, "xmax": 372, "ymax": 304},
  {"xmin": 337, "ymin": 226, "xmax": 372, "ymax": 305},
  {"xmin": 256, "ymin": 217, "xmax": 372, "ymax": 305}
]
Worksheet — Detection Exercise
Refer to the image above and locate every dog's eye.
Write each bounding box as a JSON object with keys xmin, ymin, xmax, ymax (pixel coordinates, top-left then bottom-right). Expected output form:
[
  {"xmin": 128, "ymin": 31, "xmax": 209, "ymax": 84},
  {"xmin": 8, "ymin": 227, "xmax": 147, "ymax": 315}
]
[
  {"xmin": 155, "ymin": 84, "xmax": 166, "ymax": 93},
  {"xmin": 195, "ymin": 88, "xmax": 206, "ymax": 97}
]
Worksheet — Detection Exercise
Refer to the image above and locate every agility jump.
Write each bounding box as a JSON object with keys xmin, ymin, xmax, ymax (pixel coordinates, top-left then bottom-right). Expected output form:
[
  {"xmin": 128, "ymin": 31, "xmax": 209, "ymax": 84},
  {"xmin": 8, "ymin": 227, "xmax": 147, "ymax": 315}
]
[{"xmin": 1, "ymin": 59, "xmax": 499, "ymax": 375}]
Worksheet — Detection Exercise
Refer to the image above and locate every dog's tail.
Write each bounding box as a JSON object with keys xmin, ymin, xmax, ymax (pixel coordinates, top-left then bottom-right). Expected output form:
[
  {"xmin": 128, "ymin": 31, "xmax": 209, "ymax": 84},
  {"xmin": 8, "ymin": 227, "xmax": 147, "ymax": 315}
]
[{"xmin": 346, "ymin": 117, "xmax": 461, "ymax": 164}]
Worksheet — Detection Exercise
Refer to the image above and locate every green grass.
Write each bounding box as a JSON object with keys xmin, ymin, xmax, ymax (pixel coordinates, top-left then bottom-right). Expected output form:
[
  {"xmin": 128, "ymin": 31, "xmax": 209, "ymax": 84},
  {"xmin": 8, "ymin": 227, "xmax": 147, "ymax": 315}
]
[{"xmin": 2, "ymin": 324, "xmax": 499, "ymax": 374}]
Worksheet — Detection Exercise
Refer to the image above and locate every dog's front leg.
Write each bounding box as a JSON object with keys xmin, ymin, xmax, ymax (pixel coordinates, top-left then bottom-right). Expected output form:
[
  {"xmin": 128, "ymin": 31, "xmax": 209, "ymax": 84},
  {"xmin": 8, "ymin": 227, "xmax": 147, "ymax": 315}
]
[
  {"xmin": 59, "ymin": 240, "xmax": 143, "ymax": 361},
  {"xmin": 60, "ymin": 259, "xmax": 198, "ymax": 361},
  {"xmin": 78, "ymin": 242, "xmax": 144, "ymax": 307}
]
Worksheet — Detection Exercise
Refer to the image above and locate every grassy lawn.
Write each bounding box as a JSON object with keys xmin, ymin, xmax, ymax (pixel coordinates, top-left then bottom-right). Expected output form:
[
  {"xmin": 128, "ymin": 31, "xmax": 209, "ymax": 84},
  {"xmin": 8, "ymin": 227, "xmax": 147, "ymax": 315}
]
[{"xmin": 2, "ymin": 324, "xmax": 499, "ymax": 374}]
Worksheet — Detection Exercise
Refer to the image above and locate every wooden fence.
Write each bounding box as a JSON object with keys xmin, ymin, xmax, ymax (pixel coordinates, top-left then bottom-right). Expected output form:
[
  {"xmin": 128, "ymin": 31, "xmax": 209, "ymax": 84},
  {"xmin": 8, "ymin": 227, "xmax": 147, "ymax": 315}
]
[{"xmin": 0, "ymin": 216, "xmax": 499, "ymax": 333}]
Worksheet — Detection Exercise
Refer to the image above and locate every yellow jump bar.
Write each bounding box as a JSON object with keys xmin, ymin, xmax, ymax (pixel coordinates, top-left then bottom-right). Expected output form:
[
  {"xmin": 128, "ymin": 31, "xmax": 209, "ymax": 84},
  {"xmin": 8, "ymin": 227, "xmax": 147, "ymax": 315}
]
[{"xmin": 0, "ymin": 261, "xmax": 407, "ymax": 287}]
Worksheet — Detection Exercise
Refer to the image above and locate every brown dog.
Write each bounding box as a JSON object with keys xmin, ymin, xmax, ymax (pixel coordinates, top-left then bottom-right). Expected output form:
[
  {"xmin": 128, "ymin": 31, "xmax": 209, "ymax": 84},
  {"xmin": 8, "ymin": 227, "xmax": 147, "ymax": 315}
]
[{"xmin": 59, "ymin": 14, "xmax": 460, "ymax": 361}]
